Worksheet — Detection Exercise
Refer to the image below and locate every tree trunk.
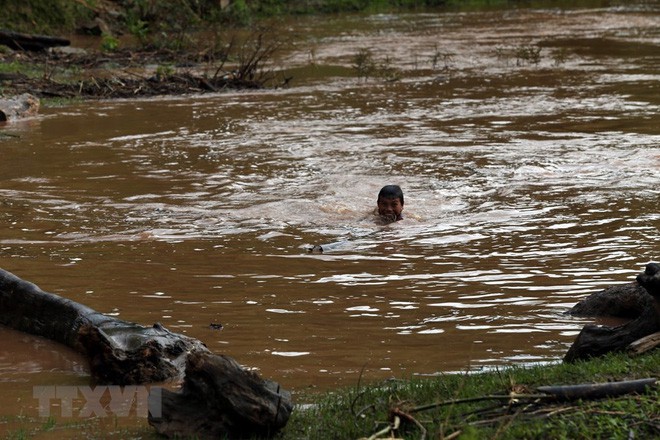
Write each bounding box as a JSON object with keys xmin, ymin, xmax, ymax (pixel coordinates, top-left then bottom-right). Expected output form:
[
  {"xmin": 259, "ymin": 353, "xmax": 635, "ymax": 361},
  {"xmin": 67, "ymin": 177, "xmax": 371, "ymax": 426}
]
[
  {"xmin": 0, "ymin": 30, "xmax": 70, "ymax": 51},
  {"xmin": 0, "ymin": 267, "xmax": 209, "ymax": 384},
  {"xmin": 564, "ymin": 263, "xmax": 660, "ymax": 363},
  {"xmin": 0, "ymin": 267, "xmax": 294, "ymax": 437},
  {"xmin": 149, "ymin": 351, "xmax": 293, "ymax": 439}
]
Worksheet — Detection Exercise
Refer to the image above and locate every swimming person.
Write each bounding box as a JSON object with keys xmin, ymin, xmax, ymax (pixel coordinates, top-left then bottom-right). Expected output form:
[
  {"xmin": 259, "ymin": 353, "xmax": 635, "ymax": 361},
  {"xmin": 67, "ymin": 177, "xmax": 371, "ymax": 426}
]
[
  {"xmin": 376, "ymin": 184, "xmax": 404, "ymax": 224},
  {"xmin": 308, "ymin": 185, "xmax": 405, "ymax": 253}
]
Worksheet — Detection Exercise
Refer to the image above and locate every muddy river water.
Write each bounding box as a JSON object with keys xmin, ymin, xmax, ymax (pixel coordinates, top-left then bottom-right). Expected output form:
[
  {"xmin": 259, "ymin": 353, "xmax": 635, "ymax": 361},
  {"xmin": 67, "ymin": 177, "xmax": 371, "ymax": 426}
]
[{"xmin": 1, "ymin": 3, "xmax": 659, "ymax": 435}]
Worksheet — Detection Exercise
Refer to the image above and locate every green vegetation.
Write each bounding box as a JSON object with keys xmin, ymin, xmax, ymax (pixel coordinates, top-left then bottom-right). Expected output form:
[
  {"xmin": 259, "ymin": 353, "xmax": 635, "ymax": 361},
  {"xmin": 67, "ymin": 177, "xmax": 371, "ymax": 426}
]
[
  {"xmin": 0, "ymin": 0, "xmax": 95, "ymax": 34},
  {"xmin": 2, "ymin": 350, "xmax": 656, "ymax": 438},
  {"xmin": 283, "ymin": 350, "xmax": 659, "ymax": 439},
  {"xmin": 0, "ymin": 0, "xmax": 440, "ymax": 35},
  {"xmin": 100, "ymin": 33, "xmax": 120, "ymax": 52},
  {"xmin": 352, "ymin": 48, "xmax": 401, "ymax": 82},
  {"xmin": 495, "ymin": 44, "xmax": 543, "ymax": 67},
  {"xmin": 0, "ymin": 1, "xmax": 633, "ymax": 38}
]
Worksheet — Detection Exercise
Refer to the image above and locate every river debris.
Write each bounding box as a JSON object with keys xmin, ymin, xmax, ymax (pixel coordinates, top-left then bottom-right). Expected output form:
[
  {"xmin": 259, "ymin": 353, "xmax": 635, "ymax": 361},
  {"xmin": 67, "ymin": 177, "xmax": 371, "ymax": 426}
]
[
  {"xmin": 0, "ymin": 29, "xmax": 288, "ymax": 99},
  {"xmin": 0, "ymin": 93, "xmax": 39, "ymax": 121},
  {"xmin": 0, "ymin": 267, "xmax": 293, "ymax": 438},
  {"xmin": 0, "ymin": 49, "xmax": 263, "ymax": 99},
  {"xmin": 7, "ymin": 71, "xmax": 263, "ymax": 99},
  {"xmin": 361, "ymin": 378, "xmax": 657, "ymax": 440},
  {"xmin": 149, "ymin": 351, "xmax": 292, "ymax": 439},
  {"xmin": 0, "ymin": 30, "xmax": 70, "ymax": 52}
]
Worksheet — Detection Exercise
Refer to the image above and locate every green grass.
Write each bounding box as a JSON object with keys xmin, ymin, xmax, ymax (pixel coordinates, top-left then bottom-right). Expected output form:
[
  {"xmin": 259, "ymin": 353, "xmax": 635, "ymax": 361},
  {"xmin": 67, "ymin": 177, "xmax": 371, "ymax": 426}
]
[
  {"xmin": 0, "ymin": 1, "xmax": 640, "ymax": 37},
  {"xmin": 0, "ymin": 0, "xmax": 94, "ymax": 34},
  {"xmin": 281, "ymin": 350, "xmax": 659, "ymax": 439},
  {"xmin": 0, "ymin": 351, "xmax": 656, "ymax": 438}
]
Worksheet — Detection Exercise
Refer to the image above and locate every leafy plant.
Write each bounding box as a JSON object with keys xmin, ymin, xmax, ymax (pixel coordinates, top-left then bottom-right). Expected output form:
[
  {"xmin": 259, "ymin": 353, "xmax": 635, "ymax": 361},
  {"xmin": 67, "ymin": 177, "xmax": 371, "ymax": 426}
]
[
  {"xmin": 101, "ymin": 34, "xmax": 120, "ymax": 52},
  {"xmin": 155, "ymin": 64, "xmax": 175, "ymax": 79},
  {"xmin": 127, "ymin": 17, "xmax": 149, "ymax": 44}
]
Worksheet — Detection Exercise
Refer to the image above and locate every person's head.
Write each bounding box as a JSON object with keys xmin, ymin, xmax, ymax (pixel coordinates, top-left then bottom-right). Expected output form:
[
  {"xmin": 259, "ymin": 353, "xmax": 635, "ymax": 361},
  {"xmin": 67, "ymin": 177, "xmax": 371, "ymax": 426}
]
[{"xmin": 377, "ymin": 185, "xmax": 404, "ymax": 222}]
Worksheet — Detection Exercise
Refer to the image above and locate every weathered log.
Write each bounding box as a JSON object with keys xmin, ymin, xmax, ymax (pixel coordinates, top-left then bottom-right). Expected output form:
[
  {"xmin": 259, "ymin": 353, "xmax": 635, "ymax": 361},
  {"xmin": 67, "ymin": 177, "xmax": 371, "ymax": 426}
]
[
  {"xmin": 564, "ymin": 263, "xmax": 660, "ymax": 363},
  {"xmin": 0, "ymin": 267, "xmax": 294, "ymax": 437},
  {"xmin": 0, "ymin": 30, "xmax": 70, "ymax": 51},
  {"xmin": 149, "ymin": 351, "xmax": 293, "ymax": 439},
  {"xmin": 0, "ymin": 93, "xmax": 40, "ymax": 122},
  {"xmin": 627, "ymin": 331, "xmax": 660, "ymax": 357},
  {"xmin": 566, "ymin": 281, "xmax": 654, "ymax": 319},
  {"xmin": 564, "ymin": 313, "xmax": 659, "ymax": 363},
  {"xmin": 537, "ymin": 378, "xmax": 657, "ymax": 401},
  {"xmin": 0, "ymin": 267, "xmax": 209, "ymax": 384}
]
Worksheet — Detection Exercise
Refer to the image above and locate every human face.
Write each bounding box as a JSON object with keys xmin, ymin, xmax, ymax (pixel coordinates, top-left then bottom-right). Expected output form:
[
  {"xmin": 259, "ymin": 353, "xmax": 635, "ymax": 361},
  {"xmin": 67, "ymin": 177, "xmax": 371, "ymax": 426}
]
[{"xmin": 377, "ymin": 197, "xmax": 403, "ymax": 222}]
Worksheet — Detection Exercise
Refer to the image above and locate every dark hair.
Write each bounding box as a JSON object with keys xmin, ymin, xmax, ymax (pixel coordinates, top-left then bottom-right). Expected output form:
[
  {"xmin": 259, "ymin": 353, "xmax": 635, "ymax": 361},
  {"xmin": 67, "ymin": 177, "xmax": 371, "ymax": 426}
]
[{"xmin": 377, "ymin": 185, "xmax": 404, "ymax": 205}]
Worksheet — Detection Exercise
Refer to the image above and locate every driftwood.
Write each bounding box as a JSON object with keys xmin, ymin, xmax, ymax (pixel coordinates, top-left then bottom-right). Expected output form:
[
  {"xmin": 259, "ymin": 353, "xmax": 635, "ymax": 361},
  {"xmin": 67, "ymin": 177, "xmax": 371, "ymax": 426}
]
[
  {"xmin": 149, "ymin": 351, "xmax": 293, "ymax": 439},
  {"xmin": 537, "ymin": 378, "xmax": 657, "ymax": 401},
  {"xmin": 365, "ymin": 378, "xmax": 657, "ymax": 439},
  {"xmin": 0, "ymin": 93, "xmax": 39, "ymax": 122},
  {"xmin": 564, "ymin": 263, "xmax": 660, "ymax": 362},
  {"xmin": 627, "ymin": 331, "xmax": 660, "ymax": 356},
  {"xmin": 0, "ymin": 267, "xmax": 293, "ymax": 437},
  {"xmin": 0, "ymin": 30, "xmax": 70, "ymax": 51}
]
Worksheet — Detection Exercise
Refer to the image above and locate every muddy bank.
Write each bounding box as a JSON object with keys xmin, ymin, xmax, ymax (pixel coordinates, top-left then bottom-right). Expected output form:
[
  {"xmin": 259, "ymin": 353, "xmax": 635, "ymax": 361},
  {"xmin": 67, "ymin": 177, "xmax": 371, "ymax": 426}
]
[{"xmin": 0, "ymin": 48, "xmax": 273, "ymax": 100}]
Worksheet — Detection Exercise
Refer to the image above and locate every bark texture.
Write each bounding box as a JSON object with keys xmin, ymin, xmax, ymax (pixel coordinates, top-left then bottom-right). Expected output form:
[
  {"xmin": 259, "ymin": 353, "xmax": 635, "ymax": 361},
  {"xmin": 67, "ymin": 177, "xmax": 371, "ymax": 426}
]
[
  {"xmin": 149, "ymin": 351, "xmax": 293, "ymax": 439},
  {"xmin": 0, "ymin": 267, "xmax": 293, "ymax": 437},
  {"xmin": 564, "ymin": 263, "xmax": 660, "ymax": 363},
  {"xmin": 0, "ymin": 267, "xmax": 209, "ymax": 384}
]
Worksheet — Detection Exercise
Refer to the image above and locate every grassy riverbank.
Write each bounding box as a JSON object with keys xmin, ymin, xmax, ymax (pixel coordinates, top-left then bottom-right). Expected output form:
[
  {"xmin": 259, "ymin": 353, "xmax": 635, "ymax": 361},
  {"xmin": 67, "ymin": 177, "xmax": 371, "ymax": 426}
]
[
  {"xmin": 3, "ymin": 350, "xmax": 657, "ymax": 438},
  {"xmin": 283, "ymin": 350, "xmax": 659, "ymax": 439}
]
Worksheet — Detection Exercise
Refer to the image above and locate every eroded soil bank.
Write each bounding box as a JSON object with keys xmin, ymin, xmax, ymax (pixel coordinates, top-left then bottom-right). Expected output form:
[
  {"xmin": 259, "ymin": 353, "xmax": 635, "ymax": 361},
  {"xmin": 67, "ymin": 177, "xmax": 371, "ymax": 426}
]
[{"xmin": 0, "ymin": 46, "xmax": 280, "ymax": 100}]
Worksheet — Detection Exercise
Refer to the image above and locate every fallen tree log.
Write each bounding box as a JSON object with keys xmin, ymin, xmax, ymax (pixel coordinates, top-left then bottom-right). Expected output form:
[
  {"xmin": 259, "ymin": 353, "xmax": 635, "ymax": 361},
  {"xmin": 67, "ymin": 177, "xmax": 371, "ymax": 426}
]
[
  {"xmin": 0, "ymin": 30, "xmax": 70, "ymax": 51},
  {"xmin": 564, "ymin": 263, "xmax": 660, "ymax": 363},
  {"xmin": 0, "ymin": 267, "xmax": 210, "ymax": 384},
  {"xmin": 149, "ymin": 351, "xmax": 293, "ymax": 439},
  {"xmin": 0, "ymin": 267, "xmax": 293, "ymax": 437}
]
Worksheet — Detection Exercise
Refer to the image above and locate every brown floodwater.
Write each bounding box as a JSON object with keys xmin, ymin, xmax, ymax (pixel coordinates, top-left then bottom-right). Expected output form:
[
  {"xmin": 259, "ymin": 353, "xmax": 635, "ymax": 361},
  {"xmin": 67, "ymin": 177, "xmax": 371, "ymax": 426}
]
[{"xmin": 1, "ymin": 3, "xmax": 659, "ymax": 437}]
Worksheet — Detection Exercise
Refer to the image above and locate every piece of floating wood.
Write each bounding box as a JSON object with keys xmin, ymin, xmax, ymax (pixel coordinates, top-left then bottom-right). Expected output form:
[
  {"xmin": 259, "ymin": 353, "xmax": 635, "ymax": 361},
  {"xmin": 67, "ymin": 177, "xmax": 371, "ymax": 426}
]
[
  {"xmin": 0, "ymin": 29, "xmax": 70, "ymax": 51},
  {"xmin": 627, "ymin": 331, "xmax": 660, "ymax": 356},
  {"xmin": 537, "ymin": 378, "xmax": 657, "ymax": 401}
]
